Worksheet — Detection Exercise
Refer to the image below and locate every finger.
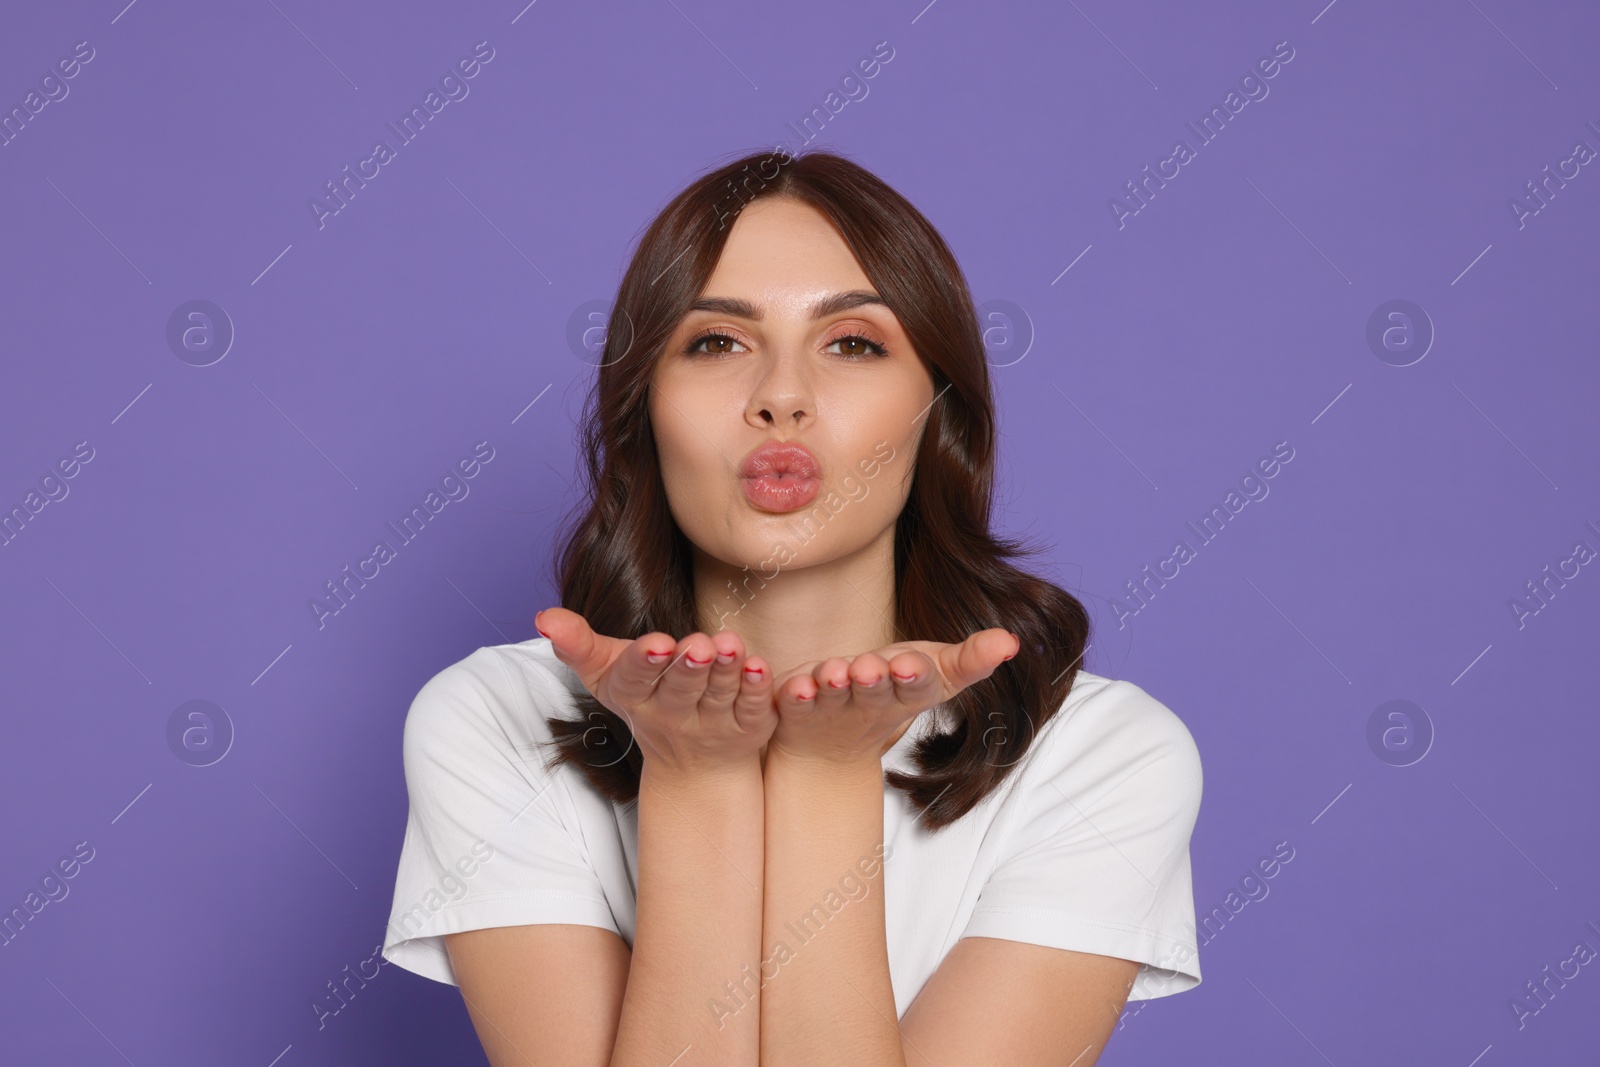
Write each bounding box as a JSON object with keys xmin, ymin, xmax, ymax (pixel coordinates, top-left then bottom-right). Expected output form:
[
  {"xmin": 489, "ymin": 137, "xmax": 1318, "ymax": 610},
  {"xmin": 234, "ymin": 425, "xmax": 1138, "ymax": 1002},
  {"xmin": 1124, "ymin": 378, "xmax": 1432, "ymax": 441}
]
[
  {"xmin": 812, "ymin": 656, "xmax": 854, "ymax": 711},
  {"xmin": 652, "ymin": 632, "xmax": 718, "ymax": 708},
  {"xmin": 936, "ymin": 628, "xmax": 1019, "ymax": 693},
  {"xmin": 847, "ymin": 652, "xmax": 896, "ymax": 711},
  {"xmin": 699, "ymin": 630, "xmax": 747, "ymax": 710},
  {"xmin": 603, "ymin": 629, "xmax": 686, "ymax": 712},
  {"xmin": 776, "ymin": 670, "xmax": 819, "ymax": 718},
  {"xmin": 536, "ymin": 607, "xmax": 637, "ymax": 695},
  {"xmin": 888, "ymin": 649, "xmax": 941, "ymax": 705},
  {"xmin": 733, "ymin": 656, "xmax": 776, "ymax": 726}
]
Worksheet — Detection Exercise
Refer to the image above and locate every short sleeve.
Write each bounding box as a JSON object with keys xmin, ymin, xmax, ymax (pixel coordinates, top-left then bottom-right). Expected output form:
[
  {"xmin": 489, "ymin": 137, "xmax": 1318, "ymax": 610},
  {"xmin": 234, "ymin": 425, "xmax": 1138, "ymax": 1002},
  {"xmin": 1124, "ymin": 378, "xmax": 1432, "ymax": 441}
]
[
  {"xmin": 381, "ymin": 646, "xmax": 621, "ymax": 986},
  {"xmin": 959, "ymin": 679, "xmax": 1203, "ymax": 1000}
]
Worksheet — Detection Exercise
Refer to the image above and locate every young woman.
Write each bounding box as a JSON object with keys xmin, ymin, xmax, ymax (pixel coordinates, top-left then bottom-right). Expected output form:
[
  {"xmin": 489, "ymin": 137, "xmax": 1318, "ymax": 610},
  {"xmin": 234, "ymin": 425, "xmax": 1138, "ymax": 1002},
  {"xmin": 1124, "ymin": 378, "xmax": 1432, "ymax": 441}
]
[{"xmin": 382, "ymin": 148, "xmax": 1204, "ymax": 1066}]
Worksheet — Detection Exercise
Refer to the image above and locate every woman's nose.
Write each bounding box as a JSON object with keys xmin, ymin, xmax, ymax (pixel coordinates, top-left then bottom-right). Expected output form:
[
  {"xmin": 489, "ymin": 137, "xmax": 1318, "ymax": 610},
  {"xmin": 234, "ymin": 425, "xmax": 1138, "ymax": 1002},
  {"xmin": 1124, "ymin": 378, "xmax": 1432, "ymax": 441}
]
[{"xmin": 746, "ymin": 346, "xmax": 814, "ymax": 428}]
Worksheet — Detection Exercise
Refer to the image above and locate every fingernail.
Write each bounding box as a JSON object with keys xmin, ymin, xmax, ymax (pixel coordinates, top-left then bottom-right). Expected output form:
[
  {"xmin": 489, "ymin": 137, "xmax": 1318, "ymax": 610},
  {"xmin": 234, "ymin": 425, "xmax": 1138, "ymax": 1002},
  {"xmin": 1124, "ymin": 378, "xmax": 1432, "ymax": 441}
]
[
  {"xmin": 716, "ymin": 649, "xmax": 737, "ymax": 664},
  {"xmin": 892, "ymin": 671, "xmax": 917, "ymax": 682},
  {"xmin": 744, "ymin": 666, "xmax": 763, "ymax": 682},
  {"xmin": 685, "ymin": 654, "xmax": 711, "ymax": 668},
  {"xmin": 646, "ymin": 651, "xmax": 670, "ymax": 664},
  {"xmin": 1002, "ymin": 651, "xmax": 1016, "ymax": 661},
  {"xmin": 828, "ymin": 678, "xmax": 849, "ymax": 689}
]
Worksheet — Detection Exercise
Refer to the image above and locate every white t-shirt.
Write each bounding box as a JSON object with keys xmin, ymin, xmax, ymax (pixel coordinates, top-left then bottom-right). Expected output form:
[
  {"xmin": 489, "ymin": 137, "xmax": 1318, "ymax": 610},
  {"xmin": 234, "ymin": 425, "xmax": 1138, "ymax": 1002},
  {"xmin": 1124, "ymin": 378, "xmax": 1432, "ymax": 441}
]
[{"xmin": 382, "ymin": 637, "xmax": 1204, "ymax": 1013}]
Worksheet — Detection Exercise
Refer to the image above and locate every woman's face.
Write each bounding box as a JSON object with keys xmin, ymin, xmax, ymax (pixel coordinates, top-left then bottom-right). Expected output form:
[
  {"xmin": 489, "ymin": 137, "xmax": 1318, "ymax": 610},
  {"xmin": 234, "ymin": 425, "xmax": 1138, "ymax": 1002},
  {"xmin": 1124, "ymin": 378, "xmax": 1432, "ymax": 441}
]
[{"xmin": 649, "ymin": 195, "xmax": 935, "ymax": 577}]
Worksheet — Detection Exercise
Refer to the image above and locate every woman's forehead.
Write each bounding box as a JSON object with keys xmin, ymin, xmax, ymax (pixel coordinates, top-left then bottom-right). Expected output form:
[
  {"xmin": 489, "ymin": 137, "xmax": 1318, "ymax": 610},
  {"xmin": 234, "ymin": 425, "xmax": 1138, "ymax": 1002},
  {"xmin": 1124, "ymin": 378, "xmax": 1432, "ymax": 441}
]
[{"xmin": 707, "ymin": 200, "xmax": 871, "ymax": 294}]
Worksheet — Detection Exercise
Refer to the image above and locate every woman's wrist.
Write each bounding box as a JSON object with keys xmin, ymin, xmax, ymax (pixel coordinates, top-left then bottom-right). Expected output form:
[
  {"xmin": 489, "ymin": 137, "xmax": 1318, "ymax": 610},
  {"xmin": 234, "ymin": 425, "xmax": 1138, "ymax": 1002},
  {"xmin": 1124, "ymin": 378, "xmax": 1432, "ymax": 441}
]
[
  {"xmin": 761, "ymin": 744, "xmax": 884, "ymax": 790},
  {"xmin": 640, "ymin": 751, "xmax": 765, "ymax": 799}
]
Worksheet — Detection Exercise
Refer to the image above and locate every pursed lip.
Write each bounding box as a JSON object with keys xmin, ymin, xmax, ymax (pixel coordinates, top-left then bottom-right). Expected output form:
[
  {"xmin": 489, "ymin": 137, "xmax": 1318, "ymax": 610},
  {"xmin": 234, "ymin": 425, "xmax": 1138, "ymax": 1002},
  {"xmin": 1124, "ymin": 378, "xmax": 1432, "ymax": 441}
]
[{"xmin": 738, "ymin": 440, "xmax": 823, "ymax": 480}]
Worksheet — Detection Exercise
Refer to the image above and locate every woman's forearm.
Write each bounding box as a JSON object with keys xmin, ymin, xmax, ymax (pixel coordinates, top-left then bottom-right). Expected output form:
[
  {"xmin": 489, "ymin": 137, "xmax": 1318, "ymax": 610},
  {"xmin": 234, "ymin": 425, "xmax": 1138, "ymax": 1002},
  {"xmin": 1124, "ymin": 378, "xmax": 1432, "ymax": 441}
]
[
  {"xmin": 759, "ymin": 752, "xmax": 905, "ymax": 1067},
  {"xmin": 610, "ymin": 758, "xmax": 765, "ymax": 1067}
]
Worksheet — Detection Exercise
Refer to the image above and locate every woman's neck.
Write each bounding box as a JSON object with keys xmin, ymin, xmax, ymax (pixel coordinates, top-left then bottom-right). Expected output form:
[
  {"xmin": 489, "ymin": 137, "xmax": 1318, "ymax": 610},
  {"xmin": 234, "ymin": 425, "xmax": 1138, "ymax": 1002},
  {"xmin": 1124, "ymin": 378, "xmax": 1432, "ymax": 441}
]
[
  {"xmin": 691, "ymin": 527, "xmax": 900, "ymax": 678},
  {"xmin": 695, "ymin": 526, "xmax": 922, "ymax": 760}
]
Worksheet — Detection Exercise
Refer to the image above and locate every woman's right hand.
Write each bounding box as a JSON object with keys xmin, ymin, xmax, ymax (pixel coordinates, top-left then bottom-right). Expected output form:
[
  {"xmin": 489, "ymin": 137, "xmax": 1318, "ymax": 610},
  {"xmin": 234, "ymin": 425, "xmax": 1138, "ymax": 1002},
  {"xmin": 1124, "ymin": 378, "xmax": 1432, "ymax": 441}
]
[{"xmin": 534, "ymin": 606, "xmax": 777, "ymax": 777}]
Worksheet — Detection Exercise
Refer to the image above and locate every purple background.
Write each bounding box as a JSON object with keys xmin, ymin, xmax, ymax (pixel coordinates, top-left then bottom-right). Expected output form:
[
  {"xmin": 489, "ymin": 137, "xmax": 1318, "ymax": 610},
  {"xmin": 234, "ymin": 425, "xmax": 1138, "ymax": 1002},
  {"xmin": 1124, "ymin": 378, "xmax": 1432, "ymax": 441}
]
[{"xmin": 3, "ymin": 0, "xmax": 1597, "ymax": 1063}]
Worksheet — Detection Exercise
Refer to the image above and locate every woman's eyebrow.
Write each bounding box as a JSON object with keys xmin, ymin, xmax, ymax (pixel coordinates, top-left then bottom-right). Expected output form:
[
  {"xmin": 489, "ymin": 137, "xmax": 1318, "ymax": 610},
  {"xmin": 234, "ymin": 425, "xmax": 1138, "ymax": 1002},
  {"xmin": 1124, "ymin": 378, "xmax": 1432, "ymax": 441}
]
[{"xmin": 687, "ymin": 290, "xmax": 887, "ymax": 320}]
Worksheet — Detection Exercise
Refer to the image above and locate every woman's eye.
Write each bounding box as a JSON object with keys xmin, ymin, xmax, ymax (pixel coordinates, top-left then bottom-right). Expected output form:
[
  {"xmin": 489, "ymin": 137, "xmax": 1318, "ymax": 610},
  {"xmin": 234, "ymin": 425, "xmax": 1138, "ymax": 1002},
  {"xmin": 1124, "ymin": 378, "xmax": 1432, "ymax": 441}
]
[
  {"xmin": 826, "ymin": 334, "xmax": 889, "ymax": 359},
  {"xmin": 685, "ymin": 331, "xmax": 747, "ymax": 356},
  {"xmin": 683, "ymin": 331, "xmax": 888, "ymax": 359}
]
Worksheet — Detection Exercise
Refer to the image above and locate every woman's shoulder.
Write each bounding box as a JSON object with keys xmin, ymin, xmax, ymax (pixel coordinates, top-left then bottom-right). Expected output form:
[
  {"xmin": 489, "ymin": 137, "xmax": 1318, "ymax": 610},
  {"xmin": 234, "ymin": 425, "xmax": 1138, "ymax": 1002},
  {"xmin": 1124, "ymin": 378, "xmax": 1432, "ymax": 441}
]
[
  {"xmin": 402, "ymin": 637, "xmax": 581, "ymax": 751},
  {"xmin": 1023, "ymin": 668, "xmax": 1203, "ymax": 793}
]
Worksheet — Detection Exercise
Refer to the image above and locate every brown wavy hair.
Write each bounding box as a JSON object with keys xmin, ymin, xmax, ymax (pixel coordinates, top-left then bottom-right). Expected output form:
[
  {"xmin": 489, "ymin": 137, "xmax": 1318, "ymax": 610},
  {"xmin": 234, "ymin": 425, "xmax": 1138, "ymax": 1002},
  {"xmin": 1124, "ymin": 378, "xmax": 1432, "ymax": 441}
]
[{"xmin": 539, "ymin": 146, "xmax": 1090, "ymax": 831}]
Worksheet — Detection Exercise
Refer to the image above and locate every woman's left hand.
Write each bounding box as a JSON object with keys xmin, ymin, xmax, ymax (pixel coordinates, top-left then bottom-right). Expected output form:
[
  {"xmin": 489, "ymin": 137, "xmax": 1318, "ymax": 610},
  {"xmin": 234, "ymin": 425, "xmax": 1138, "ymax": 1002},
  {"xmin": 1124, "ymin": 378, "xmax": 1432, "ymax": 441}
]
[{"xmin": 766, "ymin": 629, "xmax": 1020, "ymax": 768}]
